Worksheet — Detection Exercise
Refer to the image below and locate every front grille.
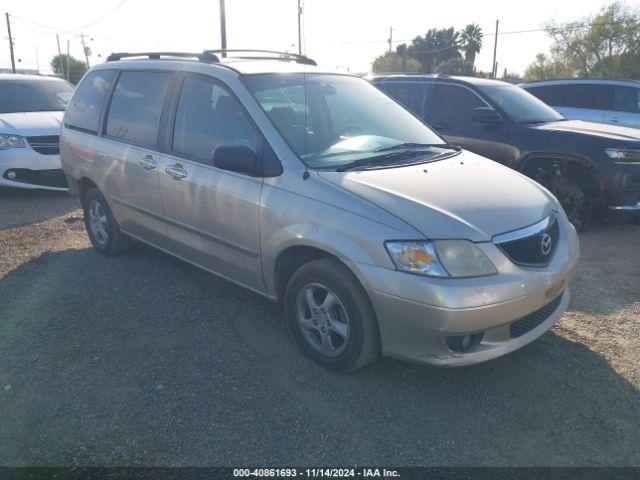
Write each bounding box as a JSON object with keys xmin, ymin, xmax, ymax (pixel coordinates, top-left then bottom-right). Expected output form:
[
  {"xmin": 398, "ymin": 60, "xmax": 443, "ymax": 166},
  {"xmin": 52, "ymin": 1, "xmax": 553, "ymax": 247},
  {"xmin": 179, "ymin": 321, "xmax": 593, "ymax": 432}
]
[
  {"xmin": 497, "ymin": 218, "xmax": 559, "ymax": 267},
  {"xmin": 3, "ymin": 168, "xmax": 68, "ymax": 188},
  {"xmin": 27, "ymin": 135, "xmax": 60, "ymax": 155},
  {"xmin": 509, "ymin": 293, "xmax": 564, "ymax": 338}
]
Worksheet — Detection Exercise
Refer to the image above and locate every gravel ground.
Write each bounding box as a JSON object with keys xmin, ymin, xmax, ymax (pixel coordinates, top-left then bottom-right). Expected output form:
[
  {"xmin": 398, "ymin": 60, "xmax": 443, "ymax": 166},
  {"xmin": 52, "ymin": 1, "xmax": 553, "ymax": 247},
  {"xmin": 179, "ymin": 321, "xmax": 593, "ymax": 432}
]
[{"xmin": 0, "ymin": 188, "xmax": 639, "ymax": 467}]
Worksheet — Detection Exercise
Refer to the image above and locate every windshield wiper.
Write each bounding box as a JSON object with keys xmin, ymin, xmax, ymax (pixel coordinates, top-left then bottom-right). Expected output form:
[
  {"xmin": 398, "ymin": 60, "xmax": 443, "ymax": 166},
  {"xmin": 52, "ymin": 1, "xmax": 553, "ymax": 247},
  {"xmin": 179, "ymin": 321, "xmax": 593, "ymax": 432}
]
[
  {"xmin": 374, "ymin": 142, "xmax": 459, "ymax": 153},
  {"xmin": 335, "ymin": 148, "xmax": 456, "ymax": 172}
]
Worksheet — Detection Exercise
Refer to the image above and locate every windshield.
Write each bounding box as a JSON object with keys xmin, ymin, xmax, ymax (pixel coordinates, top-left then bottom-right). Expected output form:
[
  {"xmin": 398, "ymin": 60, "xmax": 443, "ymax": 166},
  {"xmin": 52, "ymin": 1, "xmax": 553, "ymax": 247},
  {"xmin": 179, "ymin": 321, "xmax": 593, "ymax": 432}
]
[
  {"xmin": 241, "ymin": 73, "xmax": 449, "ymax": 169},
  {"xmin": 478, "ymin": 83, "xmax": 564, "ymax": 124},
  {"xmin": 0, "ymin": 78, "xmax": 73, "ymax": 114}
]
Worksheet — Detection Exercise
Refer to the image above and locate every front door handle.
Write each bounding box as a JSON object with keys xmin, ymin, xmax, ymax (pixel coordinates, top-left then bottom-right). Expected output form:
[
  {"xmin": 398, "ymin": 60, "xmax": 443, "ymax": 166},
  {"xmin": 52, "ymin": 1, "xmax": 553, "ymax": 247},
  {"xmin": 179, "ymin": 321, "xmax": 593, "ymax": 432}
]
[
  {"xmin": 611, "ymin": 117, "xmax": 620, "ymax": 123},
  {"xmin": 165, "ymin": 163, "xmax": 188, "ymax": 180},
  {"xmin": 139, "ymin": 155, "xmax": 157, "ymax": 171}
]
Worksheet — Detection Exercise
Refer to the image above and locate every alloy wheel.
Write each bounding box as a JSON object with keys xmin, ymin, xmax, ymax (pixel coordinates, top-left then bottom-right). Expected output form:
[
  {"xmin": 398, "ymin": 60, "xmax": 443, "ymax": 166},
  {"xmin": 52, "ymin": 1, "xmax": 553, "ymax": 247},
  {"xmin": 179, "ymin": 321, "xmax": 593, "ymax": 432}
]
[{"xmin": 295, "ymin": 283, "xmax": 350, "ymax": 357}]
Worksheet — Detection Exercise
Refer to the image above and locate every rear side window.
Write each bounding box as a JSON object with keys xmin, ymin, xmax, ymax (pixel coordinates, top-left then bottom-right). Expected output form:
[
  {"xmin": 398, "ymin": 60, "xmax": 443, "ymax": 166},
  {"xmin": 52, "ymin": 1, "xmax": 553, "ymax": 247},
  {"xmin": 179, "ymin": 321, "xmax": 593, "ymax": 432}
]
[
  {"xmin": 526, "ymin": 85, "xmax": 568, "ymax": 106},
  {"xmin": 105, "ymin": 71, "xmax": 170, "ymax": 147},
  {"xmin": 563, "ymin": 84, "xmax": 613, "ymax": 110},
  {"xmin": 172, "ymin": 76, "xmax": 260, "ymax": 162},
  {"xmin": 612, "ymin": 86, "xmax": 640, "ymax": 113},
  {"xmin": 386, "ymin": 82, "xmax": 428, "ymax": 117},
  {"xmin": 429, "ymin": 84, "xmax": 485, "ymax": 121},
  {"xmin": 65, "ymin": 70, "xmax": 116, "ymax": 133}
]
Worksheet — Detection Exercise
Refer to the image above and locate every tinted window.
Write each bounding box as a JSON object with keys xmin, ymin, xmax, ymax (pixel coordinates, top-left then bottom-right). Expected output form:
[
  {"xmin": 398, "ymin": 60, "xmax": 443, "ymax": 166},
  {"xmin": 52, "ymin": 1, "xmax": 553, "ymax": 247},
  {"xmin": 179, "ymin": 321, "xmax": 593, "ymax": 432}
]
[
  {"xmin": 106, "ymin": 71, "xmax": 170, "ymax": 146},
  {"xmin": 65, "ymin": 71, "xmax": 115, "ymax": 133},
  {"xmin": 0, "ymin": 78, "xmax": 73, "ymax": 114},
  {"xmin": 612, "ymin": 86, "xmax": 640, "ymax": 113},
  {"xmin": 386, "ymin": 82, "xmax": 428, "ymax": 117},
  {"xmin": 173, "ymin": 76, "xmax": 260, "ymax": 162},
  {"xmin": 430, "ymin": 84, "xmax": 485, "ymax": 121},
  {"xmin": 526, "ymin": 85, "xmax": 568, "ymax": 106},
  {"xmin": 478, "ymin": 84, "xmax": 564, "ymax": 124},
  {"xmin": 564, "ymin": 84, "xmax": 613, "ymax": 110}
]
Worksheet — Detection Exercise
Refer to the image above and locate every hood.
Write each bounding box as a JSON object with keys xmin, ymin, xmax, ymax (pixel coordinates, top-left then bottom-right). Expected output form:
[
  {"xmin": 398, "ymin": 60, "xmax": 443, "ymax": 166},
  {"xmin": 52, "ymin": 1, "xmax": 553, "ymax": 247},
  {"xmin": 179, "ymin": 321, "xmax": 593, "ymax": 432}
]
[
  {"xmin": 318, "ymin": 151, "xmax": 556, "ymax": 242},
  {"xmin": 534, "ymin": 119, "xmax": 640, "ymax": 141},
  {"xmin": 0, "ymin": 111, "xmax": 64, "ymax": 137}
]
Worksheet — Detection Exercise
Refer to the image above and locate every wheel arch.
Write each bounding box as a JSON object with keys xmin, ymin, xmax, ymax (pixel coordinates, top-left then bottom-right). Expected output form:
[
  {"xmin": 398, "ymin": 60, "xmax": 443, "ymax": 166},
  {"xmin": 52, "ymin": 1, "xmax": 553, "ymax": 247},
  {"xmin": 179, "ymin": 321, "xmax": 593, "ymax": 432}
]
[
  {"xmin": 516, "ymin": 152, "xmax": 596, "ymax": 177},
  {"xmin": 263, "ymin": 221, "xmax": 384, "ymax": 301},
  {"xmin": 77, "ymin": 177, "xmax": 100, "ymax": 204}
]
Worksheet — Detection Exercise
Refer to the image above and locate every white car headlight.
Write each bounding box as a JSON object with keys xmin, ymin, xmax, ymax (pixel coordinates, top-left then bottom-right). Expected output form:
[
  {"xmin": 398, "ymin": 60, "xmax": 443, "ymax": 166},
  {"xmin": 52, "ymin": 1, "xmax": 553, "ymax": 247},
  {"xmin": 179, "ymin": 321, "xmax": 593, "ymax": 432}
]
[
  {"xmin": 0, "ymin": 134, "xmax": 26, "ymax": 150},
  {"xmin": 385, "ymin": 240, "xmax": 497, "ymax": 278},
  {"xmin": 605, "ymin": 148, "xmax": 640, "ymax": 163}
]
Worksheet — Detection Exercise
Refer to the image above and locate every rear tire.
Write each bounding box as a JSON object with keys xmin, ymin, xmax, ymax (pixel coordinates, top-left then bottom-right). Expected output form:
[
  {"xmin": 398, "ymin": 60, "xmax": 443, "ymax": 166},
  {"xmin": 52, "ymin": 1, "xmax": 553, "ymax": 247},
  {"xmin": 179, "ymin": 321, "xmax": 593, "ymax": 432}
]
[
  {"xmin": 82, "ymin": 188, "xmax": 132, "ymax": 255},
  {"xmin": 284, "ymin": 258, "xmax": 380, "ymax": 372}
]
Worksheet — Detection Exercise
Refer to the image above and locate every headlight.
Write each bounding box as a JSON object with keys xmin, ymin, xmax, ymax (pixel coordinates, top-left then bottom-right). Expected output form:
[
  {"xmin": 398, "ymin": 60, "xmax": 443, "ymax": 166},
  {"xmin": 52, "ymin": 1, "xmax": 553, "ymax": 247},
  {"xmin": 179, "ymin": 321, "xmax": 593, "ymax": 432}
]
[
  {"xmin": 0, "ymin": 134, "xmax": 25, "ymax": 150},
  {"xmin": 605, "ymin": 148, "xmax": 640, "ymax": 163},
  {"xmin": 385, "ymin": 240, "xmax": 497, "ymax": 278}
]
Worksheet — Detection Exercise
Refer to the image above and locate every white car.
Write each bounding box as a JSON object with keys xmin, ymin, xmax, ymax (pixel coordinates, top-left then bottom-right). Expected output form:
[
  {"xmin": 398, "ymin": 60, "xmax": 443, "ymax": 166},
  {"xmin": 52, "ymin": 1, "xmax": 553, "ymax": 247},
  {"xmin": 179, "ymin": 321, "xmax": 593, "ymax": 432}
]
[{"xmin": 0, "ymin": 74, "xmax": 73, "ymax": 191}]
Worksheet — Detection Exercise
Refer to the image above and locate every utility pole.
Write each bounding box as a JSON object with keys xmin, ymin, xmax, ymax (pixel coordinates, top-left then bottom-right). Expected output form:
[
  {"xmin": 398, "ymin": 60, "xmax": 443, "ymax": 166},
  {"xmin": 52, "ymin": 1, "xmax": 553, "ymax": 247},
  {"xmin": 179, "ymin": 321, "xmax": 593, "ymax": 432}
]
[
  {"xmin": 66, "ymin": 39, "xmax": 70, "ymax": 82},
  {"xmin": 219, "ymin": 0, "xmax": 227, "ymax": 57},
  {"xmin": 80, "ymin": 33, "xmax": 90, "ymax": 67},
  {"xmin": 297, "ymin": 0, "xmax": 302, "ymax": 55},
  {"xmin": 388, "ymin": 26, "xmax": 393, "ymax": 53},
  {"xmin": 491, "ymin": 19, "xmax": 499, "ymax": 79},
  {"xmin": 5, "ymin": 13, "xmax": 16, "ymax": 73},
  {"xmin": 55, "ymin": 34, "xmax": 65, "ymax": 79}
]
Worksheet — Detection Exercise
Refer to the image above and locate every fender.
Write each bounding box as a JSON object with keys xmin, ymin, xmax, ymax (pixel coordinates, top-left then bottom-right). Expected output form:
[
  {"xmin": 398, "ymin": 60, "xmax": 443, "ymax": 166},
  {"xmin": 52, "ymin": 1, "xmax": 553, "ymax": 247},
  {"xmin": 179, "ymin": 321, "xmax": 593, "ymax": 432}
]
[{"xmin": 261, "ymin": 222, "xmax": 387, "ymax": 297}]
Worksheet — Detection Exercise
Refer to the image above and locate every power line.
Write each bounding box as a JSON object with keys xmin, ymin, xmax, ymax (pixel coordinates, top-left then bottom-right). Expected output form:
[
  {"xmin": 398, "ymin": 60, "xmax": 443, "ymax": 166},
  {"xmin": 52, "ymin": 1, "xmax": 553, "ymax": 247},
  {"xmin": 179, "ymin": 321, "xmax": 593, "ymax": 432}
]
[
  {"xmin": 330, "ymin": 18, "xmax": 640, "ymax": 46},
  {"xmin": 9, "ymin": 0, "xmax": 129, "ymax": 36},
  {"xmin": 70, "ymin": 0, "xmax": 129, "ymax": 32}
]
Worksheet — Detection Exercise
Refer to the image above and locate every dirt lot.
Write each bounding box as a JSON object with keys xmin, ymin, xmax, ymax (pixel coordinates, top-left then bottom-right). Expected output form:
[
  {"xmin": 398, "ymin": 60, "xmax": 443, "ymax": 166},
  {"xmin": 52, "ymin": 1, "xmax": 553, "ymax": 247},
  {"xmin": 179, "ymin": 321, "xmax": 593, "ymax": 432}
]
[{"xmin": 0, "ymin": 188, "xmax": 638, "ymax": 466}]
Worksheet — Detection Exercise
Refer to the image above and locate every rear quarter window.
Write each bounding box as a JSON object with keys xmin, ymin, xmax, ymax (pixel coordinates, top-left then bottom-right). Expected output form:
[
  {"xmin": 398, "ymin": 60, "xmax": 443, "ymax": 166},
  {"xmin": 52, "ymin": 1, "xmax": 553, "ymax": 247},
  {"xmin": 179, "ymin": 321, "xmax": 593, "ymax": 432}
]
[
  {"xmin": 64, "ymin": 70, "xmax": 116, "ymax": 133},
  {"xmin": 612, "ymin": 86, "xmax": 640, "ymax": 113},
  {"xmin": 105, "ymin": 71, "xmax": 171, "ymax": 147}
]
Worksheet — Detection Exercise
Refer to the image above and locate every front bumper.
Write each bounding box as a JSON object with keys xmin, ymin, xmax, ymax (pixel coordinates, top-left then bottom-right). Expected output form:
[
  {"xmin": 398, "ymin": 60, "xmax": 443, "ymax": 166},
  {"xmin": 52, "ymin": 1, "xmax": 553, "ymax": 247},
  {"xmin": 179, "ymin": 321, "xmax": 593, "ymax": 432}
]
[
  {"xmin": 608, "ymin": 201, "xmax": 640, "ymax": 212},
  {"xmin": 0, "ymin": 148, "xmax": 67, "ymax": 191},
  {"xmin": 347, "ymin": 213, "xmax": 579, "ymax": 367}
]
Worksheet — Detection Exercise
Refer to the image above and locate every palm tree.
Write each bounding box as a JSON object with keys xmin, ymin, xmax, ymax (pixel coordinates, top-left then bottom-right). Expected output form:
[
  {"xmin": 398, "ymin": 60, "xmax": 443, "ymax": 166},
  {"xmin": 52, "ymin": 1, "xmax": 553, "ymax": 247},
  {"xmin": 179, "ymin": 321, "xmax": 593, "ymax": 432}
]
[{"xmin": 460, "ymin": 24, "xmax": 483, "ymax": 67}]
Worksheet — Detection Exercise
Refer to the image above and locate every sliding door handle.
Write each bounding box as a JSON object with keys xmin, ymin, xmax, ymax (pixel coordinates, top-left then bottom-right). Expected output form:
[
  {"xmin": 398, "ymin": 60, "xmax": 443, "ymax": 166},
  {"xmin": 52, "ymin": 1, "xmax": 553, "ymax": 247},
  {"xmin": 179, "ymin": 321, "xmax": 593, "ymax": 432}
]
[
  {"xmin": 139, "ymin": 155, "xmax": 157, "ymax": 171},
  {"xmin": 165, "ymin": 164, "xmax": 188, "ymax": 180}
]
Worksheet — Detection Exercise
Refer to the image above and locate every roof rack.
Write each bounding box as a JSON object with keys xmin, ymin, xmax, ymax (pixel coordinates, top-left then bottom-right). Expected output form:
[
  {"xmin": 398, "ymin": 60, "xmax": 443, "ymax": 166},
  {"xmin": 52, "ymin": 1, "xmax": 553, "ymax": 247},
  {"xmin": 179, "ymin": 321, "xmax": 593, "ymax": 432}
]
[
  {"xmin": 106, "ymin": 52, "xmax": 220, "ymax": 63},
  {"xmin": 203, "ymin": 49, "xmax": 317, "ymax": 66}
]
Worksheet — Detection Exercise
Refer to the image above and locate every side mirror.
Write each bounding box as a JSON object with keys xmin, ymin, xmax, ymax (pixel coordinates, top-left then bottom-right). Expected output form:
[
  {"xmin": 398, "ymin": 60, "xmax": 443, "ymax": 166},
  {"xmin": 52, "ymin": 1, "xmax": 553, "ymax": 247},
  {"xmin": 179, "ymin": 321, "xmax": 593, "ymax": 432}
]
[
  {"xmin": 212, "ymin": 145, "xmax": 258, "ymax": 175},
  {"xmin": 471, "ymin": 107, "xmax": 503, "ymax": 124}
]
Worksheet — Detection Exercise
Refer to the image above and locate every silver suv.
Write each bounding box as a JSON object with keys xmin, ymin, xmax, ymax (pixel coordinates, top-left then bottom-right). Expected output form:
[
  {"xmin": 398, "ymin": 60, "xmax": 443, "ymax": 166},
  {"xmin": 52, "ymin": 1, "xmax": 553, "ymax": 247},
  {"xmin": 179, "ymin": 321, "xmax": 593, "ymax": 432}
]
[
  {"xmin": 61, "ymin": 51, "xmax": 579, "ymax": 371},
  {"xmin": 521, "ymin": 78, "xmax": 640, "ymax": 129}
]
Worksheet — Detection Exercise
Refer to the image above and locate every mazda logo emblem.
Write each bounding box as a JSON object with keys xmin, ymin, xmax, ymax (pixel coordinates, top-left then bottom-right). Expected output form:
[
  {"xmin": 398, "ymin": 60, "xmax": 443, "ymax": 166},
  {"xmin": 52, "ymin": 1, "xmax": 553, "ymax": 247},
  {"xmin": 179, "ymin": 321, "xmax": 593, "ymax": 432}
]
[{"xmin": 540, "ymin": 233, "xmax": 553, "ymax": 256}]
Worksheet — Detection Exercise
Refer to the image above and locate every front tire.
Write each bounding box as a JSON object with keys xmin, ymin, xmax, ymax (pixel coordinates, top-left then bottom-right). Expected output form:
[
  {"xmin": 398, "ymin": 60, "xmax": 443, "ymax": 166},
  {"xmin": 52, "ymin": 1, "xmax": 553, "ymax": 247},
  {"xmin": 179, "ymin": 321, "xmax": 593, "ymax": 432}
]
[
  {"xmin": 82, "ymin": 188, "xmax": 132, "ymax": 255},
  {"xmin": 284, "ymin": 258, "xmax": 380, "ymax": 371},
  {"xmin": 543, "ymin": 175, "xmax": 588, "ymax": 230}
]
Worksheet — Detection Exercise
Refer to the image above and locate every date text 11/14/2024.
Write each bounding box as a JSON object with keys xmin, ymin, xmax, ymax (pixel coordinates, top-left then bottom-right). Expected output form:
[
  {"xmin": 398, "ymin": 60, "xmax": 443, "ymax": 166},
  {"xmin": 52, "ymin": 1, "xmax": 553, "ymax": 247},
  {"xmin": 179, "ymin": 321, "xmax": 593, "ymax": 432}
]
[{"xmin": 233, "ymin": 468, "xmax": 401, "ymax": 478}]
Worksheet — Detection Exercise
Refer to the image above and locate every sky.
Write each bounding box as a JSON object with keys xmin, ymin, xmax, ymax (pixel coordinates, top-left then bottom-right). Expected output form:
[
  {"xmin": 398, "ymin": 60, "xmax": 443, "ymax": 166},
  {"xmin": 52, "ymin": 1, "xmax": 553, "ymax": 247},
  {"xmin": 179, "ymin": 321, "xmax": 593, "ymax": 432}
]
[{"xmin": 0, "ymin": 0, "xmax": 632, "ymax": 76}]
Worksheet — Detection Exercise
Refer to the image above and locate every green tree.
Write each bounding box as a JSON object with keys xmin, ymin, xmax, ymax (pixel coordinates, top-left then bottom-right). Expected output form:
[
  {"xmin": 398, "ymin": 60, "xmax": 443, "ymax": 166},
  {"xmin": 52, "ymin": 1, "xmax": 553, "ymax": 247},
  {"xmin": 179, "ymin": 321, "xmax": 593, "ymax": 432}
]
[
  {"xmin": 459, "ymin": 24, "xmax": 483, "ymax": 66},
  {"xmin": 408, "ymin": 28, "xmax": 461, "ymax": 73},
  {"xmin": 527, "ymin": 1, "xmax": 640, "ymax": 79},
  {"xmin": 524, "ymin": 53, "xmax": 576, "ymax": 81},
  {"xmin": 435, "ymin": 57, "xmax": 475, "ymax": 76},
  {"xmin": 372, "ymin": 44, "xmax": 422, "ymax": 73},
  {"xmin": 51, "ymin": 54, "xmax": 87, "ymax": 84}
]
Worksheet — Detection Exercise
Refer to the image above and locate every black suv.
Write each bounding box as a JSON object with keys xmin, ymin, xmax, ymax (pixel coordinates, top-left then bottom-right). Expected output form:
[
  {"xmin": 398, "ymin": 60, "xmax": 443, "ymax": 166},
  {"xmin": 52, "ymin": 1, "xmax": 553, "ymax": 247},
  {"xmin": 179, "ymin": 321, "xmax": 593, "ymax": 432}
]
[{"xmin": 372, "ymin": 75, "xmax": 640, "ymax": 226}]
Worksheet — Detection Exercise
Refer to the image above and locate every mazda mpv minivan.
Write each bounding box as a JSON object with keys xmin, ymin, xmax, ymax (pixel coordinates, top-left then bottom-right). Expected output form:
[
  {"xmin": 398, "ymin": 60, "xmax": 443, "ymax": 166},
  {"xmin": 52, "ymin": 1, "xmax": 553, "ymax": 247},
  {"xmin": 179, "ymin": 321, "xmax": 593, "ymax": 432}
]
[{"xmin": 61, "ymin": 50, "xmax": 579, "ymax": 371}]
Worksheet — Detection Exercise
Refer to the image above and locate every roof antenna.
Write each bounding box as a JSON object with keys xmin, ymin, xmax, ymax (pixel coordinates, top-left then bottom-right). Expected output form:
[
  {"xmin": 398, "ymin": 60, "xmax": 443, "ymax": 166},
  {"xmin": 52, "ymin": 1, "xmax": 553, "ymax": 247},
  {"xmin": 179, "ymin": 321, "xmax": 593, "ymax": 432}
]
[{"xmin": 302, "ymin": 167, "xmax": 310, "ymax": 180}]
